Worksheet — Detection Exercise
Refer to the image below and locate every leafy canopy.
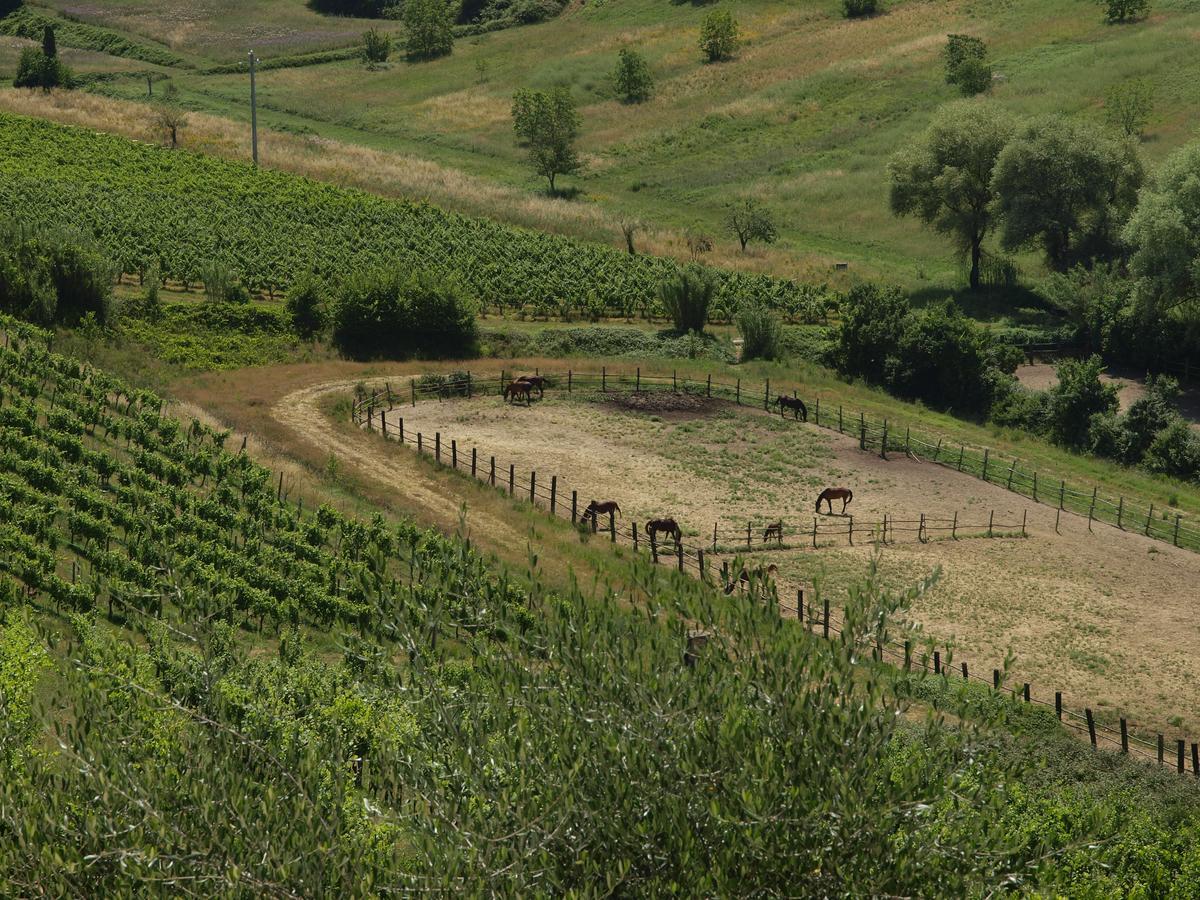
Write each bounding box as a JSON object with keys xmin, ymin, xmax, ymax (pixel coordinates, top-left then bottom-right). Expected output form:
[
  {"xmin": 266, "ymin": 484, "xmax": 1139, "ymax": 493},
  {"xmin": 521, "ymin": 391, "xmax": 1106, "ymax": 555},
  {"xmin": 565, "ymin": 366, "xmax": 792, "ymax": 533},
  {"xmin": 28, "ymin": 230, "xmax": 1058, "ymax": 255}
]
[{"xmin": 511, "ymin": 86, "xmax": 581, "ymax": 193}]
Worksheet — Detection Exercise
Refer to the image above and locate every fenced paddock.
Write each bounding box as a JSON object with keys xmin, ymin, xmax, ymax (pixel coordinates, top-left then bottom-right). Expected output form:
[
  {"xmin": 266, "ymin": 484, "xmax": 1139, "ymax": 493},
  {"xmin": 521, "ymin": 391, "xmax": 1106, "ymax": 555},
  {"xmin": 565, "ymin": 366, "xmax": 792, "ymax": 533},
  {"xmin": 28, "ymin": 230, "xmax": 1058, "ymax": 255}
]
[{"xmin": 338, "ymin": 371, "xmax": 1200, "ymax": 772}]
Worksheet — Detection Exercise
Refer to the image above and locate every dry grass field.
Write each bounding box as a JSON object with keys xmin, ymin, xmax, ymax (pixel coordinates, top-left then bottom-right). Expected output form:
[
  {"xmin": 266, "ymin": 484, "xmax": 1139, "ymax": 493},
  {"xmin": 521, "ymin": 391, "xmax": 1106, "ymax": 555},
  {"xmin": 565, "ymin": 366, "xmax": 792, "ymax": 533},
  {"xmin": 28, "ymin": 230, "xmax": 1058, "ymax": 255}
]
[{"xmin": 313, "ymin": 385, "xmax": 1200, "ymax": 742}]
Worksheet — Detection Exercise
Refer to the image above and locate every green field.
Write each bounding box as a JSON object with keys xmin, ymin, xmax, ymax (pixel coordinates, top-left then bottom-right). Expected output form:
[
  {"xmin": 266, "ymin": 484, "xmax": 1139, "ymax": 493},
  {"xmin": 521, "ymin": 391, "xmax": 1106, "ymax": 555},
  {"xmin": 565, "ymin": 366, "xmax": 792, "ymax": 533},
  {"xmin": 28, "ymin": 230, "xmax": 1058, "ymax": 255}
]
[{"xmin": 26, "ymin": 0, "xmax": 1200, "ymax": 289}]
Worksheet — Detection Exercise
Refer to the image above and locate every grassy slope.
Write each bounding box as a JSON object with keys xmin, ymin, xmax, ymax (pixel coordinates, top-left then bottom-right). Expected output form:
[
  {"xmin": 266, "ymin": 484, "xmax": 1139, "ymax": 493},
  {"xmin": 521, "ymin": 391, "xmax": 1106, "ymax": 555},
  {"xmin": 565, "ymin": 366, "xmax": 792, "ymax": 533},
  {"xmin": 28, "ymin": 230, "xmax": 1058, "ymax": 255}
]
[{"xmin": 76, "ymin": 0, "xmax": 1200, "ymax": 290}]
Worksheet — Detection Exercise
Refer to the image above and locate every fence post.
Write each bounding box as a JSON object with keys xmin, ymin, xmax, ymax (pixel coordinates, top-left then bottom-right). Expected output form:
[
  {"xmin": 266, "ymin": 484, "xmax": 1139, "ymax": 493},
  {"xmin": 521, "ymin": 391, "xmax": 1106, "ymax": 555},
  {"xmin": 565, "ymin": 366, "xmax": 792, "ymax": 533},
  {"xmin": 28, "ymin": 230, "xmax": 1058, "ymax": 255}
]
[
  {"xmin": 411, "ymin": 380, "xmax": 416, "ymax": 407},
  {"xmin": 1179, "ymin": 740, "xmax": 1186, "ymax": 774},
  {"xmin": 610, "ymin": 510, "xmax": 616, "ymax": 543},
  {"xmin": 435, "ymin": 433, "xmax": 441, "ymax": 464},
  {"xmin": 736, "ymin": 379, "xmax": 741, "ymax": 405},
  {"xmin": 746, "ymin": 522, "xmax": 752, "ymax": 551},
  {"xmin": 838, "ymin": 405, "xmax": 843, "ymax": 433},
  {"xmin": 1033, "ymin": 471, "xmax": 1038, "ymax": 502},
  {"xmin": 673, "ymin": 370, "xmax": 677, "ymax": 391},
  {"xmin": 713, "ymin": 522, "xmax": 717, "ymax": 551},
  {"xmin": 815, "ymin": 398, "xmax": 820, "ymax": 426},
  {"xmin": 550, "ymin": 475, "xmax": 557, "ymax": 514},
  {"xmin": 1086, "ymin": 709, "xmax": 1097, "ymax": 749},
  {"xmin": 859, "ymin": 417, "xmax": 867, "ymax": 451},
  {"xmin": 993, "ymin": 669, "xmax": 1000, "ymax": 690},
  {"xmin": 1120, "ymin": 718, "xmax": 1128, "ymax": 754},
  {"xmin": 602, "ymin": 366, "xmax": 607, "ymax": 393},
  {"xmin": 509, "ymin": 464, "xmax": 515, "ymax": 497},
  {"xmin": 698, "ymin": 548, "xmax": 705, "ymax": 581},
  {"xmin": 933, "ymin": 438, "xmax": 942, "ymax": 463},
  {"xmin": 951, "ymin": 511, "xmax": 957, "ymax": 540},
  {"xmin": 882, "ymin": 513, "xmax": 888, "ymax": 544},
  {"xmin": 812, "ymin": 517, "xmax": 818, "ymax": 549},
  {"xmin": 1007, "ymin": 460, "xmax": 1016, "ymax": 490},
  {"xmin": 399, "ymin": 418, "xmax": 404, "ymax": 443},
  {"xmin": 1055, "ymin": 691, "xmax": 1062, "ymax": 720},
  {"xmin": 636, "ymin": 367, "xmax": 640, "ymax": 392},
  {"xmin": 472, "ymin": 447, "xmax": 477, "ymax": 478},
  {"xmin": 490, "ymin": 456, "xmax": 496, "ymax": 486},
  {"xmin": 823, "ymin": 598, "xmax": 830, "ymax": 640},
  {"xmin": 530, "ymin": 470, "xmax": 536, "ymax": 504},
  {"xmin": 934, "ymin": 650, "xmax": 941, "ymax": 675},
  {"xmin": 451, "ymin": 439, "xmax": 457, "ymax": 469},
  {"xmin": 1175, "ymin": 514, "xmax": 1182, "ymax": 547},
  {"xmin": 1145, "ymin": 503, "xmax": 1154, "ymax": 537},
  {"xmin": 417, "ymin": 432, "xmax": 423, "ymax": 454},
  {"xmin": 1023, "ymin": 683, "xmax": 1030, "ymax": 703},
  {"xmin": 904, "ymin": 640, "xmax": 911, "ymax": 671},
  {"xmin": 919, "ymin": 513, "xmax": 925, "ymax": 543},
  {"xmin": 677, "ymin": 541, "xmax": 684, "ymax": 572},
  {"xmin": 958, "ymin": 444, "xmax": 965, "ymax": 472},
  {"xmin": 1193, "ymin": 744, "xmax": 1199, "ymax": 777},
  {"xmin": 982, "ymin": 448, "xmax": 989, "ymax": 482},
  {"xmin": 650, "ymin": 530, "xmax": 658, "ymax": 564},
  {"xmin": 568, "ymin": 370, "xmax": 573, "ymax": 392},
  {"xmin": 633, "ymin": 522, "xmax": 638, "ymax": 551},
  {"xmin": 381, "ymin": 410, "xmax": 388, "ymax": 437},
  {"xmin": 1159, "ymin": 734, "xmax": 1165, "ymax": 764},
  {"xmin": 959, "ymin": 661, "xmax": 968, "ymax": 681},
  {"xmin": 571, "ymin": 490, "xmax": 577, "ymax": 523},
  {"xmin": 905, "ymin": 427, "xmax": 910, "ymax": 456},
  {"xmin": 988, "ymin": 510, "xmax": 993, "ymax": 537},
  {"xmin": 386, "ymin": 382, "xmax": 393, "ymax": 409},
  {"xmin": 764, "ymin": 379, "xmax": 770, "ymax": 411},
  {"xmin": 1088, "ymin": 486, "xmax": 1097, "ymax": 532},
  {"xmin": 1022, "ymin": 509, "xmax": 1027, "ymax": 538},
  {"xmin": 848, "ymin": 516, "xmax": 854, "ymax": 546},
  {"xmin": 880, "ymin": 421, "xmax": 888, "ymax": 460},
  {"xmin": 466, "ymin": 371, "xmax": 472, "ymax": 398},
  {"xmin": 1059, "ymin": 480, "xmax": 1065, "ymax": 511},
  {"xmin": 1117, "ymin": 495, "xmax": 1124, "ymax": 529}
]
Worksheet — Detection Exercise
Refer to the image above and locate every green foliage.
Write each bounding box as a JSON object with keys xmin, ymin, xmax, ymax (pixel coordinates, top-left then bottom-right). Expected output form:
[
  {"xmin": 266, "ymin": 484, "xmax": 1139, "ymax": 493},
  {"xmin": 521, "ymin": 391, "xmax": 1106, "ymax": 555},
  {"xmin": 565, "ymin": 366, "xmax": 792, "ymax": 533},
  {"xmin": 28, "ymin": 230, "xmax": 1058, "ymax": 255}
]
[
  {"xmin": 511, "ymin": 86, "xmax": 581, "ymax": 192},
  {"xmin": 40, "ymin": 23, "xmax": 54, "ymax": 58},
  {"xmin": 991, "ymin": 115, "xmax": 1144, "ymax": 270},
  {"xmin": 13, "ymin": 45, "xmax": 71, "ymax": 90},
  {"xmin": 310, "ymin": 0, "xmax": 399, "ymax": 16},
  {"xmin": 0, "ymin": 223, "xmax": 113, "ymax": 326},
  {"xmin": 612, "ymin": 47, "xmax": 652, "ymax": 103},
  {"xmin": 889, "ymin": 102, "xmax": 1015, "ymax": 290},
  {"xmin": 835, "ymin": 282, "xmax": 909, "ymax": 382},
  {"xmin": 331, "ymin": 267, "xmax": 478, "ymax": 358},
  {"xmin": 1105, "ymin": 78, "xmax": 1153, "ymax": 137},
  {"xmin": 736, "ymin": 301, "xmax": 783, "ymax": 361},
  {"xmin": 943, "ymin": 34, "xmax": 990, "ymax": 95},
  {"xmin": 404, "ymin": 0, "xmax": 453, "ymax": 61},
  {"xmin": 1103, "ymin": 0, "xmax": 1148, "ymax": 23},
  {"xmin": 0, "ymin": 6, "xmax": 184, "ymax": 68},
  {"xmin": 699, "ymin": 9, "xmax": 739, "ymax": 63},
  {"xmin": 1046, "ymin": 355, "xmax": 1119, "ymax": 448},
  {"xmin": 842, "ymin": 0, "xmax": 878, "ymax": 18},
  {"xmin": 362, "ymin": 27, "xmax": 392, "ymax": 64},
  {"xmin": 201, "ymin": 260, "xmax": 249, "ymax": 305},
  {"xmin": 0, "ymin": 608, "xmax": 50, "ymax": 777},
  {"xmin": 285, "ymin": 272, "xmax": 328, "ymax": 340},
  {"xmin": 725, "ymin": 198, "xmax": 777, "ymax": 252},
  {"xmin": 121, "ymin": 302, "xmax": 302, "ymax": 370},
  {"xmin": 657, "ymin": 267, "xmax": 714, "ymax": 334}
]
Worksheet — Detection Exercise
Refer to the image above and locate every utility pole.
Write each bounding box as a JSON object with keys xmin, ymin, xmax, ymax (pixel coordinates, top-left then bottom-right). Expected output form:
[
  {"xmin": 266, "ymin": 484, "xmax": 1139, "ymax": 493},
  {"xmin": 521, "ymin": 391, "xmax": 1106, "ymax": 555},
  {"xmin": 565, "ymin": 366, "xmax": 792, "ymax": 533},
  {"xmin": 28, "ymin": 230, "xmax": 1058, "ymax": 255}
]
[{"xmin": 248, "ymin": 50, "xmax": 259, "ymax": 167}]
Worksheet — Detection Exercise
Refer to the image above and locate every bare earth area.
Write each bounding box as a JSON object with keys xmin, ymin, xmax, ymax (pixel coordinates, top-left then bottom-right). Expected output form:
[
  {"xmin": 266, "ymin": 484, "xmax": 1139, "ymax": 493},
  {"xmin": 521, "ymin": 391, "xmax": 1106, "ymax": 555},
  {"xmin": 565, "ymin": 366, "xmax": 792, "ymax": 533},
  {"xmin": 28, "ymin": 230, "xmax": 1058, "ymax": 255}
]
[{"xmin": 275, "ymin": 382, "xmax": 1200, "ymax": 741}]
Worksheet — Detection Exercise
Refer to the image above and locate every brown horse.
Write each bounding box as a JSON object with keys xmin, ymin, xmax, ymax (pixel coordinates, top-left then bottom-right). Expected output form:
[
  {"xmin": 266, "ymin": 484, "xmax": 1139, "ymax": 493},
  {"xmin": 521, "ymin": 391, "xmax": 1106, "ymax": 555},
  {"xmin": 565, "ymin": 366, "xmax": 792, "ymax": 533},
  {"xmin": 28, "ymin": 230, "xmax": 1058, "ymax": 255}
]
[
  {"xmin": 582, "ymin": 499, "xmax": 621, "ymax": 525},
  {"xmin": 763, "ymin": 521, "xmax": 783, "ymax": 544},
  {"xmin": 773, "ymin": 395, "xmax": 808, "ymax": 421},
  {"xmin": 517, "ymin": 375, "xmax": 546, "ymax": 398},
  {"xmin": 724, "ymin": 563, "xmax": 779, "ymax": 595},
  {"xmin": 503, "ymin": 380, "xmax": 533, "ymax": 405},
  {"xmin": 645, "ymin": 517, "xmax": 682, "ymax": 544},
  {"xmin": 816, "ymin": 487, "xmax": 853, "ymax": 515}
]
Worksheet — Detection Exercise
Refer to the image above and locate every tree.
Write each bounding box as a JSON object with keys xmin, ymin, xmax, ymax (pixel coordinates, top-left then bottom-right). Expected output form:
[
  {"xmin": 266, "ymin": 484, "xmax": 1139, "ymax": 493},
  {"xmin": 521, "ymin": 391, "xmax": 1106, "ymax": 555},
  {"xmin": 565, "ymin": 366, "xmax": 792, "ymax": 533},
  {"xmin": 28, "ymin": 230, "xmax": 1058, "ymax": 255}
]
[
  {"xmin": 286, "ymin": 273, "xmax": 328, "ymax": 340},
  {"xmin": 41, "ymin": 25, "xmax": 56, "ymax": 60},
  {"xmin": 834, "ymin": 282, "xmax": 909, "ymax": 381},
  {"xmin": 1122, "ymin": 141, "xmax": 1200, "ymax": 315},
  {"xmin": 404, "ymin": 0, "xmax": 453, "ymax": 61},
  {"xmin": 842, "ymin": 0, "xmax": 878, "ymax": 18},
  {"xmin": 1105, "ymin": 78, "xmax": 1153, "ymax": 138},
  {"xmin": 888, "ymin": 102, "xmax": 1015, "ymax": 290},
  {"xmin": 13, "ymin": 35, "xmax": 71, "ymax": 92},
  {"xmin": 699, "ymin": 9, "xmax": 739, "ymax": 63},
  {"xmin": 363, "ymin": 28, "xmax": 392, "ymax": 64},
  {"xmin": 725, "ymin": 199, "xmax": 777, "ymax": 252},
  {"xmin": 612, "ymin": 48, "xmax": 652, "ymax": 103},
  {"xmin": 658, "ymin": 267, "xmax": 714, "ymax": 333},
  {"xmin": 619, "ymin": 219, "xmax": 640, "ymax": 255},
  {"xmin": 943, "ymin": 35, "xmax": 991, "ymax": 96},
  {"xmin": 511, "ymin": 87, "xmax": 581, "ymax": 193},
  {"xmin": 153, "ymin": 83, "xmax": 188, "ymax": 149},
  {"xmin": 1047, "ymin": 355, "xmax": 1118, "ymax": 448},
  {"xmin": 991, "ymin": 115, "xmax": 1144, "ymax": 270},
  {"xmin": 685, "ymin": 229, "xmax": 713, "ymax": 261},
  {"xmin": 1103, "ymin": 0, "xmax": 1148, "ymax": 23}
]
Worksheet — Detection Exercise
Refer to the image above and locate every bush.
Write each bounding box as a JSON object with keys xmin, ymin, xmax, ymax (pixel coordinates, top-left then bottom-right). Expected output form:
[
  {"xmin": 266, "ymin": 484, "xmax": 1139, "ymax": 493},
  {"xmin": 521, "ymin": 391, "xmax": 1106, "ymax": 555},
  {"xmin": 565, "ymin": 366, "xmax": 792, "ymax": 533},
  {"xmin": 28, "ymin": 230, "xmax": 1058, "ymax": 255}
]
[
  {"xmin": 842, "ymin": 0, "xmax": 878, "ymax": 17},
  {"xmin": 13, "ymin": 46, "xmax": 71, "ymax": 90},
  {"xmin": 736, "ymin": 302, "xmax": 782, "ymax": 361},
  {"xmin": 887, "ymin": 300, "xmax": 995, "ymax": 412},
  {"xmin": 1143, "ymin": 420, "xmax": 1200, "ymax": 479},
  {"xmin": 834, "ymin": 283, "xmax": 909, "ymax": 381},
  {"xmin": 309, "ymin": 0, "xmax": 398, "ymax": 16},
  {"xmin": 362, "ymin": 28, "xmax": 391, "ymax": 63},
  {"xmin": 612, "ymin": 48, "xmax": 652, "ymax": 103},
  {"xmin": 1104, "ymin": 0, "xmax": 1148, "ymax": 23},
  {"xmin": 285, "ymin": 273, "xmax": 327, "ymax": 340},
  {"xmin": 699, "ymin": 9, "xmax": 738, "ymax": 63},
  {"xmin": 404, "ymin": 0, "xmax": 453, "ymax": 61},
  {"xmin": 1046, "ymin": 356, "xmax": 1118, "ymax": 448},
  {"xmin": 0, "ymin": 224, "xmax": 113, "ymax": 326},
  {"xmin": 657, "ymin": 268, "xmax": 714, "ymax": 334},
  {"xmin": 331, "ymin": 267, "xmax": 478, "ymax": 359},
  {"xmin": 950, "ymin": 56, "xmax": 992, "ymax": 96},
  {"xmin": 201, "ymin": 261, "xmax": 249, "ymax": 304}
]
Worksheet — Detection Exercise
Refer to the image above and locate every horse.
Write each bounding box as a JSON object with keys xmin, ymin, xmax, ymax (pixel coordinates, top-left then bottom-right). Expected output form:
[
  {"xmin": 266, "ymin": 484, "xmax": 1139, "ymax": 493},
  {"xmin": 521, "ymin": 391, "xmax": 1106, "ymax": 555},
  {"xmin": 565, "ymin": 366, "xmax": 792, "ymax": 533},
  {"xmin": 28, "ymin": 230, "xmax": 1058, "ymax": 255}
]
[
  {"xmin": 763, "ymin": 521, "xmax": 783, "ymax": 544},
  {"xmin": 581, "ymin": 499, "xmax": 621, "ymax": 526},
  {"xmin": 517, "ymin": 375, "xmax": 546, "ymax": 398},
  {"xmin": 503, "ymin": 380, "xmax": 533, "ymax": 405},
  {"xmin": 773, "ymin": 395, "xmax": 808, "ymax": 421},
  {"xmin": 645, "ymin": 517, "xmax": 682, "ymax": 544},
  {"xmin": 816, "ymin": 487, "xmax": 853, "ymax": 515},
  {"xmin": 724, "ymin": 563, "xmax": 779, "ymax": 595}
]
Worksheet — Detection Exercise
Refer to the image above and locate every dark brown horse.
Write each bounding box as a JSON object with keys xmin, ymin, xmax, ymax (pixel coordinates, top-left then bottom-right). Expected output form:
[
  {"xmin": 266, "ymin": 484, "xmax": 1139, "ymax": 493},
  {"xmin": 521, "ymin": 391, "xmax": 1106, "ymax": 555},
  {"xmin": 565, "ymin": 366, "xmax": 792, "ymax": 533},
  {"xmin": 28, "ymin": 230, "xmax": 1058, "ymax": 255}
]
[
  {"xmin": 816, "ymin": 487, "xmax": 853, "ymax": 515},
  {"xmin": 724, "ymin": 563, "xmax": 779, "ymax": 595},
  {"xmin": 582, "ymin": 499, "xmax": 621, "ymax": 525},
  {"xmin": 517, "ymin": 375, "xmax": 547, "ymax": 397},
  {"xmin": 773, "ymin": 395, "xmax": 808, "ymax": 421},
  {"xmin": 763, "ymin": 521, "xmax": 783, "ymax": 544},
  {"xmin": 645, "ymin": 517, "xmax": 682, "ymax": 544},
  {"xmin": 503, "ymin": 380, "xmax": 533, "ymax": 405}
]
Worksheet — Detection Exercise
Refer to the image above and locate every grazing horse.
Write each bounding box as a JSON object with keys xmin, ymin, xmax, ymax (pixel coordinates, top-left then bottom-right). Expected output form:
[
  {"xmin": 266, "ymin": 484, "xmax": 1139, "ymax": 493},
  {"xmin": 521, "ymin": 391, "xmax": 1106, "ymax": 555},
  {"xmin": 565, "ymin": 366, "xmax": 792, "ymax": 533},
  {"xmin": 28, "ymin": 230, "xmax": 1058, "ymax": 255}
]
[
  {"xmin": 724, "ymin": 563, "xmax": 779, "ymax": 595},
  {"xmin": 582, "ymin": 499, "xmax": 621, "ymax": 526},
  {"xmin": 517, "ymin": 375, "xmax": 546, "ymax": 398},
  {"xmin": 763, "ymin": 521, "xmax": 783, "ymax": 544},
  {"xmin": 773, "ymin": 395, "xmax": 808, "ymax": 421},
  {"xmin": 503, "ymin": 380, "xmax": 533, "ymax": 405},
  {"xmin": 645, "ymin": 517, "xmax": 682, "ymax": 544},
  {"xmin": 816, "ymin": 487, "xmax": 853, "ymax": 515}
]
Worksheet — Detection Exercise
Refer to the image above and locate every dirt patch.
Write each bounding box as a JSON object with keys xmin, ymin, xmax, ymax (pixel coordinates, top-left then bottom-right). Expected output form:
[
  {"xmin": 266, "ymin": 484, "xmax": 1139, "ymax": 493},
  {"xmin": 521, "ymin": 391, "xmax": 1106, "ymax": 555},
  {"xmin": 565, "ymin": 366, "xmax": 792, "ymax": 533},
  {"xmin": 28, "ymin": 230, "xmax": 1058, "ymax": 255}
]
[{"xmin": 602, "ymin": 390, "xmax": 724, "ymax": 419}]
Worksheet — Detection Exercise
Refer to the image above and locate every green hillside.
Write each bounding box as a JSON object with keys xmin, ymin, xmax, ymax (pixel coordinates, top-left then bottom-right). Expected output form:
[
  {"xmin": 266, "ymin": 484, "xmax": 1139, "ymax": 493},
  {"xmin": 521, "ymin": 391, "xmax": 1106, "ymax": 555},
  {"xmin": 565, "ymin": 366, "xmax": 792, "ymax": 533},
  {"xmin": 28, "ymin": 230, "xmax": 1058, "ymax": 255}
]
[{"xmin": 47, "ymin": 0, "xmax": 1200, "ymax": 288}]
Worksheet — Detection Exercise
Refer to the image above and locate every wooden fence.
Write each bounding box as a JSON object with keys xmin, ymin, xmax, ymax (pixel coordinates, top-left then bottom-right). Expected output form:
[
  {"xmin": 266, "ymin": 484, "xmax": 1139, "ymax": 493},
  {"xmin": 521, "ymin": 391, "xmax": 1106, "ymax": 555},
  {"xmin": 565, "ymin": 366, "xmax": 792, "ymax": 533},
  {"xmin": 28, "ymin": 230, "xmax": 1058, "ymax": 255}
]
[{"xmin": 350, "ymin": 373, "xmax": 1200, "ymax": 779}]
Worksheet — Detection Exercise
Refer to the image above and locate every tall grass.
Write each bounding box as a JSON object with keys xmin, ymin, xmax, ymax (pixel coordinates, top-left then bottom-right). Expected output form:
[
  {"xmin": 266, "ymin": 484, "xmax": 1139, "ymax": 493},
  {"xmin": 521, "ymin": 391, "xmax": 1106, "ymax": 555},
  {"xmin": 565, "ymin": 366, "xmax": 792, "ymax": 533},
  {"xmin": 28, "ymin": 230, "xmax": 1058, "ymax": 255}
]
[
  {"xmin": 658, "ymin": 268, "xmax": 715, "ymax": 334},
  {"xmin": 736, "ymin": 302, "xmax": 782, "ymax": 360}
]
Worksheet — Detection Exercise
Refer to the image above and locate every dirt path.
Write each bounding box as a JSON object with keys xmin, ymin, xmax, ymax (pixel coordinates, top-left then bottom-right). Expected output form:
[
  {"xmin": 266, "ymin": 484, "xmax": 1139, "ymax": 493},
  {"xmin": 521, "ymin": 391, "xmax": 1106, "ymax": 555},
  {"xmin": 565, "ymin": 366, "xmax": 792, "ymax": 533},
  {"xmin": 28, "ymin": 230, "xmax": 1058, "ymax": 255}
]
[{"xmin": 329, "ymin": 389, "xmax": 1200, "ymax": 739}]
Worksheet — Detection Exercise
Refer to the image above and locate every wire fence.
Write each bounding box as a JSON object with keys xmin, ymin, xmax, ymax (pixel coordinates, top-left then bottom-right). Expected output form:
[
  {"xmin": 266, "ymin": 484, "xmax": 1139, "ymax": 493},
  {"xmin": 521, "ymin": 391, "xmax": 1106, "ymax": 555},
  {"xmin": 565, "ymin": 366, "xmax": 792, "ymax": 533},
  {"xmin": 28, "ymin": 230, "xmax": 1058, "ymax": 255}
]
[
  {"xmin": 351, "ymin": 371, "xmax": 1200, "ymax": 779},
  {"xmin": 353, "ymin": 366, "xmax": 1200, "ymax": 556}
]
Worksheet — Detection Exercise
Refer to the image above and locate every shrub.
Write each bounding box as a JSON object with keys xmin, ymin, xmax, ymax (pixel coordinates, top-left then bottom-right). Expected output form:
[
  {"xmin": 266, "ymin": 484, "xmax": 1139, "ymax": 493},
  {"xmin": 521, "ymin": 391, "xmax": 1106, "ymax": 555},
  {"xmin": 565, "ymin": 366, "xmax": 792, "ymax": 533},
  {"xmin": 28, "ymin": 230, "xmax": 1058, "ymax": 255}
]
[
  {"xmin": 1104, "ymin": 0, "xmax": 1148, "ymax": 23},
  {"xmin": 331, "ymin": 267, "xmax": 478, "ymax": 359},
  {"xmin": 612, "ymin": 48, "xmax": 652, "ymax": 103},
  {"xmin": 13, "ymin": 46, "xmax": 71, "ymax": 90},
  {"xmin": 834, "ymin": 283, "xmax": 909, "ymax": 381},
  {"xmin": 1046, "ymin": 356, "xmax": 1118, "ymax": 448},
  {"xmin": 362, "ymin": 28, "xmax": 392, "ymax": 63},
  {"xmin": 404, "ymin": 0, "xmax": 453, "ymax": 61},
  {"xmin": 309, "ymin": 0, "xmax": 398, "ymax": 16},
  {"xmin": 736, "ymin": 302, "xmax": 782, "ymax": 361},
  {"xmin": 699, "ymin": 9, "xmax": 739, "ymax": 63},
  {"xmin": 950, "ymin": 56, "xmax": 992, "ymax": 96},
  {"xmin": 1143, "ymin": 420, "xmax": 1200, "ymax": 479},
  {"xmin": 887, "ymin": 300, "xmax": 995, "ymax": 412},
  {"xmin": 285, "ymin": 273, "xmax": 327, "ymax": 340},
  {"xmin": 842, "ymin": 0, "xmax": 878, "ymax": 17},
  {"xmin": 0, "ymin": 224, "xmax": 113, "ymax": 325},
  {"xmin": 657, "ymin": 268, "xmax": 714, "ymax": 334},
  {"xmin": 202, "ymin": 261, "xmax": 249, "ymax": 305}
]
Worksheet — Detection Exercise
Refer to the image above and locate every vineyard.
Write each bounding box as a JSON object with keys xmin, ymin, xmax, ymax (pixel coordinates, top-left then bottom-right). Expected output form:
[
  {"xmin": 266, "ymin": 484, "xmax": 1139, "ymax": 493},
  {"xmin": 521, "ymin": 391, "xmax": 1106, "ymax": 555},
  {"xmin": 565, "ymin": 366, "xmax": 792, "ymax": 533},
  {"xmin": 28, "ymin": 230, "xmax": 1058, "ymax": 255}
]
[{"xmin": 0, "ymin": 113, "xmax": 811, "ymax": 316}]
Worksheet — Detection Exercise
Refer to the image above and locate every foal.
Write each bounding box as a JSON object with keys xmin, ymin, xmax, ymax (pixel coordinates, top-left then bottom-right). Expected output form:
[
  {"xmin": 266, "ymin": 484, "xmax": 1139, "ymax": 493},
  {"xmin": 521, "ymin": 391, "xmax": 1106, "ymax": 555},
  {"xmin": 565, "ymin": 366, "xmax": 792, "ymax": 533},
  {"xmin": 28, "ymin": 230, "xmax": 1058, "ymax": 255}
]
[
  {"xmin": 581, "ymin": 499, "xmax": 621, "ymax": 526},
  {"xmin": 762, "ymin": 521, "xmax": 783, "ymax": 544},
  {"xmin": 503, "ymin": 380, "xmax": 533, "ymax": 405}
]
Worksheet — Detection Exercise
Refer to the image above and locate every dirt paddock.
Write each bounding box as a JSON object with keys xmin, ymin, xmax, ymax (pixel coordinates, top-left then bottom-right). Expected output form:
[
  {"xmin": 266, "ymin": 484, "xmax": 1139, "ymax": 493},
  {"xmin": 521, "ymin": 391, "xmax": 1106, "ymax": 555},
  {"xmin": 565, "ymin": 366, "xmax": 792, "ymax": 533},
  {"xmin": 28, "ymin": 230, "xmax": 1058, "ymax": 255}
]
[{"xmin": 285, "ymin": 385, "xmax": 1200, "ymax": 740}]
